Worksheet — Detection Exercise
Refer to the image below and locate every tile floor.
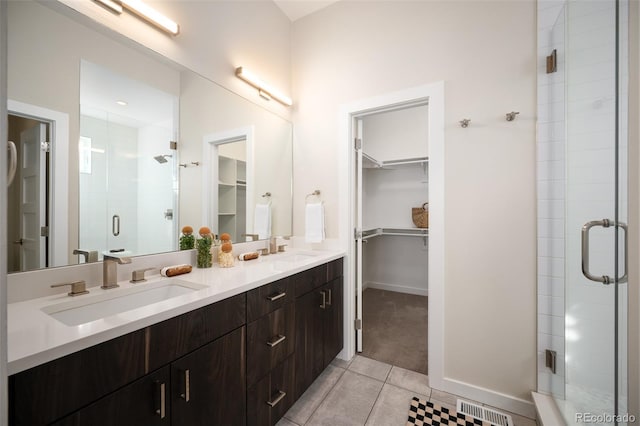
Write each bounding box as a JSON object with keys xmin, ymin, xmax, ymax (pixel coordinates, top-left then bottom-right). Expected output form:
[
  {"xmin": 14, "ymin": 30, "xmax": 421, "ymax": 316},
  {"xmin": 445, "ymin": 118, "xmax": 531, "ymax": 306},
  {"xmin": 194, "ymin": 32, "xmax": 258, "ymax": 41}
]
[{"xmin": 277, "ymin": 355, "xmax": 537, "ymax": 426}]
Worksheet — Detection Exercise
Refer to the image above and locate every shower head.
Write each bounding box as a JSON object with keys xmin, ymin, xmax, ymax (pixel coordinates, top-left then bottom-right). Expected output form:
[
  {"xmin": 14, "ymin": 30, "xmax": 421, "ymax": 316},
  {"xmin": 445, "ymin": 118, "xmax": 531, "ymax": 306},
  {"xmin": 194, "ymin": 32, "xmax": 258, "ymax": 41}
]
[{"xmin": 154, "ymin": 154, "xmax": 172, "ymax": 164}]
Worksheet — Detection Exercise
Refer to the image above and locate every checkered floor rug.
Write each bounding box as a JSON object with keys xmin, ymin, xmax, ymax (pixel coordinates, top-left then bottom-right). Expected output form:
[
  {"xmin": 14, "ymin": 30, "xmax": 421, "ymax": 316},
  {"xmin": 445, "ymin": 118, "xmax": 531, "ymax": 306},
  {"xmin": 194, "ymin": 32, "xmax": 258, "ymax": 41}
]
[{"xmin": 406, "ymin": 397, "xmax": 494, "ymax": 426}]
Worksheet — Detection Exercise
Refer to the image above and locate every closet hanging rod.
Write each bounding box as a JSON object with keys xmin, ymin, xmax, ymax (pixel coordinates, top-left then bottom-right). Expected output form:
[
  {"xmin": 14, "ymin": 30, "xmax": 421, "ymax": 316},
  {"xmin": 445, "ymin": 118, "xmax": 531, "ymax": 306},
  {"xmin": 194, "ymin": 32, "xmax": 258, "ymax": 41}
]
[
  {"xmin": 362, "ymin": 153, "xmax": 429, "ymax": 169},
  {"xmin": 361, "ymin": 227, "xmax": 429, "ymax": 239}
]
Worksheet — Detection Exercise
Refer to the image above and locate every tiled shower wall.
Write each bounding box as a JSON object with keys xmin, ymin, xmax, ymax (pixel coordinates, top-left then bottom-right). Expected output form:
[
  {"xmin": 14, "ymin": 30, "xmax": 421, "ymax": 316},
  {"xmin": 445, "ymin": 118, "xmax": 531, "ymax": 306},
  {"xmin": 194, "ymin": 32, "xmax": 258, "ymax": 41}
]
[{"xmin": 537, "ymin": 0, "xmax": 566, "ymax": 398}]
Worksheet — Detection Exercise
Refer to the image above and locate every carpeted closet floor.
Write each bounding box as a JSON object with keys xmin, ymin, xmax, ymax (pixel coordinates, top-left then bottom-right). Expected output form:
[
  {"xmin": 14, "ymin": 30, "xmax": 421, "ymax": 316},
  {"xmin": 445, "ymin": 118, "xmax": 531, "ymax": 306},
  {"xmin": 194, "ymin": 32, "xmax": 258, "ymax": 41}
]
[{"xmin": 361, "ymin": 288, "xmax": 428, "ymax": 374}]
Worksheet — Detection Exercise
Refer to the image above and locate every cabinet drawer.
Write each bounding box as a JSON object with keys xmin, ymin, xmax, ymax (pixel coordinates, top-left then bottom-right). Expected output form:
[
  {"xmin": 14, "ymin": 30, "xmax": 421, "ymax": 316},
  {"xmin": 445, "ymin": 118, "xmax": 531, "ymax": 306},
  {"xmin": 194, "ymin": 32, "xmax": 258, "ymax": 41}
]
[
  {"xmin": 148, "ymin": 293, "xmax": 246, "ymax": 371},
  {"xmin": 327, "ymin": 257, "xmax": 344, "ymax": 282},
  {"xmin": 10, "ymin": 330, "xmax": 146, "ymax": 426},
  {"xmin": 292, "ymin": 264, "xmax": 327, "ymax": 297},
  {"xmin": 247, "ymin": 303, "xmax": 295, "ymax": 385},
  {"xmin": 247, "ymin": 276, "xmax": 293, "ymax": 323},
  {"xmin": 247, "ymin": 355, "xmax": 296, "ymax": 426}
]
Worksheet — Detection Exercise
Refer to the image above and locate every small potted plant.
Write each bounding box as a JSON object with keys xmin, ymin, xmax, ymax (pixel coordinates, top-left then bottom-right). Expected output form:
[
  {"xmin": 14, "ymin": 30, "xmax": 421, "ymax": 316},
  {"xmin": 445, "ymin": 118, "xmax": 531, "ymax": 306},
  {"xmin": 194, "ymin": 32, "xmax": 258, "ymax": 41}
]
[
  {"xmin": 179, "ymin": 226, "xmax": 195, "ymax": 250},
  {"xmin": 196, "ymin": 226, "xmax": 213, "ymax": 268}
]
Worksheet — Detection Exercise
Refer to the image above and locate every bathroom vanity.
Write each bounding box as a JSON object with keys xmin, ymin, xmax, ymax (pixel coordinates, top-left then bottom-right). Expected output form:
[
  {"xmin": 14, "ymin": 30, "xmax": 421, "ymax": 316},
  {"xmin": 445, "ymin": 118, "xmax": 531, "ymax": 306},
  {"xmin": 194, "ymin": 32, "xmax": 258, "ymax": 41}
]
[{"xmin": 7, "ymin": 251, "xmax": 344, "ymax": 426}]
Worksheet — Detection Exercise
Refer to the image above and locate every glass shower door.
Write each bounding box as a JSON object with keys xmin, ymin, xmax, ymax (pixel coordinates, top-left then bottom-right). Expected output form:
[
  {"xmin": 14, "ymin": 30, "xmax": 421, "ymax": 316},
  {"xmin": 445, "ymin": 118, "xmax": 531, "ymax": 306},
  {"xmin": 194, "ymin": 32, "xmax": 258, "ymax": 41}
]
[{"xmin": 559, "ymin": 0, "xmax": 628, "ymax": 423}]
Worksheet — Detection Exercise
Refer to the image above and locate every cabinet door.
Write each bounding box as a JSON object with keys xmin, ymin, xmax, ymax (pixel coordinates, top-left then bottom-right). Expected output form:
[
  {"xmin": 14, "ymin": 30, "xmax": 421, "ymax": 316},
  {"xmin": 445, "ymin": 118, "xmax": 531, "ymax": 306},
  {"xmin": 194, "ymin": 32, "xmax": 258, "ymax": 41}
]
[
  {"xmin": 53, "ymin": 367, "xmax": 170, "ymax": 426},
  {"xmin": 323, "ymin": 278, "xmax": 344, "ymax": 368},
  {"xmin": 294, "ymin": 288, "xmax": 324, "ymax": 398},
  {"xmin": 10, "ymin": 330, "xmax": 146, "ymax": 425},
  {"xmin": 171, "ymin": 326, "xmax": 246, "ymax": 426}
]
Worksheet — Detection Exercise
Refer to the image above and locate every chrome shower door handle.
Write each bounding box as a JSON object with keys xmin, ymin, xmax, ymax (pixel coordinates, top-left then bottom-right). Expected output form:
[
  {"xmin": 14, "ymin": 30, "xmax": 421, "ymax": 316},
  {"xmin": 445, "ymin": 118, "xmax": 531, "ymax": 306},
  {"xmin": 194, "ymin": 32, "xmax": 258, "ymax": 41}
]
[
  {"xmin": 581, "ymin": 219, "xmax": 628, "ymax": 285},
  {"xmin": 112, "ymin": 214, "xmax": 120, "ymax": 236},
  {"xmin": 617, "ymin": 221, "xmax": 628, "ymax": 283}
]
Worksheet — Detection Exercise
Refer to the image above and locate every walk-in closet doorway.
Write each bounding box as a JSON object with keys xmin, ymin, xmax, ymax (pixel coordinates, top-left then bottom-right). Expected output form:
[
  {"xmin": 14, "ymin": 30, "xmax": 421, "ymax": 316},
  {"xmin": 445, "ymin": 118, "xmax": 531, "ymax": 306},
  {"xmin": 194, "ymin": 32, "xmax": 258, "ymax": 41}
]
[{"xmin": 340, "ymin": 82, "xmax": 445, "ymax": 387}]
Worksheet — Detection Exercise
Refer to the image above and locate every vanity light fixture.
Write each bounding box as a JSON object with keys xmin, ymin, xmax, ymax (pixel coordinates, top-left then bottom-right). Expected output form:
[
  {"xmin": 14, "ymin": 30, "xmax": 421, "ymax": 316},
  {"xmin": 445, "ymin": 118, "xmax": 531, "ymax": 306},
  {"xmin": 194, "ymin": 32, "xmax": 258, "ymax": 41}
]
[
  {"xmin": 94, "ymin": 0, "xmax": 123, "ymax": 14},
  {"xmin": 121, "ymin": 0, "xmax": 180, "ymax": 35},
  {"xmin": 94, "ymin": 0, "xmax": 179, "ymax": 35},
  {"xmin": 235, "ymin": 67, "xmax": 292, "ymax": 107}
]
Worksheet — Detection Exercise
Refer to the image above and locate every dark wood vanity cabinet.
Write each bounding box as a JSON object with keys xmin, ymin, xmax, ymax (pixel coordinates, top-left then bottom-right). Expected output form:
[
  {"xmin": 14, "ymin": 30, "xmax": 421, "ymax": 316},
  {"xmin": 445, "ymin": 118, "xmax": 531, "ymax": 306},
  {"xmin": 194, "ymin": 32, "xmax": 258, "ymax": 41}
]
[
  {"xmin": 9, "ymin": 257, "xmax": 344, "ymax": 426},
  {"xmin": 294, "ymin": 259, "xmax": 344, "ymax": 399},
  {"xmin": 246, "ymin": 277, "xmax": 297, "ymax": 426}
]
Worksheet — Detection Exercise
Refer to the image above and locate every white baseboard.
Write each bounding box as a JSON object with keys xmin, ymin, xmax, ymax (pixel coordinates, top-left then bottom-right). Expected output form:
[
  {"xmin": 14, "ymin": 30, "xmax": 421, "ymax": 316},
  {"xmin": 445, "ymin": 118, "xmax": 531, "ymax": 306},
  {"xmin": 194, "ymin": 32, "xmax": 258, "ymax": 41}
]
[
  {"xmin": 439, "ymin": 377, "xmax": 537, "ymax": 419},
  {"xmin": 363, "ymin": 280, "xmax": 428, "ymax": 297}
]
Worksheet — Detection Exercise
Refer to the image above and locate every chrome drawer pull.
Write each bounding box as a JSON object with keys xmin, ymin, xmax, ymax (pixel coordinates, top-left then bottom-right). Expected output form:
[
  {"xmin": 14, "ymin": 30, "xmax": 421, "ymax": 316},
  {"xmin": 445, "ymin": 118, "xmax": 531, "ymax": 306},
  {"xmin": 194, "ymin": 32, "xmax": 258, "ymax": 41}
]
[
  {"xmin": 267, "ymin": 334, "xmax": 286, "ymax": 347},
  {"xmin": 266, "ymin": 390, "xmax": 286, "ymax": 407},
  {"xmin": 180, "ymin": 369, "xmax": 190, "ymax": 402},
  {"xmin": 320, "ymin": 290, "xmax": 326, "ymax": 309},
  {"xmin": 155, "ymin": 382, "xmax": 166, "ymax": 419},
  {"xmin": 326, "ymin": 289, "xmax": 332, "ymax": 306},
  {"xmin": 267, "ymin": 291, "xmax": 286, "ymax": 301}
]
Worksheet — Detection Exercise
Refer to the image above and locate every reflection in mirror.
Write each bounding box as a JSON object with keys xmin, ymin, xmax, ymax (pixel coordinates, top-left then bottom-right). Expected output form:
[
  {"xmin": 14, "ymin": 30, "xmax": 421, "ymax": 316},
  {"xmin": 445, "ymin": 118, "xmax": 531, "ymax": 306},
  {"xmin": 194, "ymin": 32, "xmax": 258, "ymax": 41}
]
[
  {"xmin": 216, "ymin": 140, "xmax": 247, "ymax": 239},
  {"xmin": 7, "ymin": 0, "xmax": 293, "ymax": 273},
  {"xmin": 7, "ymin": 115, "xmax": 50, "ymax": 273},
  {"xmin": 78, "ymin": 61, "xmax": 178, "ymax": 261}
]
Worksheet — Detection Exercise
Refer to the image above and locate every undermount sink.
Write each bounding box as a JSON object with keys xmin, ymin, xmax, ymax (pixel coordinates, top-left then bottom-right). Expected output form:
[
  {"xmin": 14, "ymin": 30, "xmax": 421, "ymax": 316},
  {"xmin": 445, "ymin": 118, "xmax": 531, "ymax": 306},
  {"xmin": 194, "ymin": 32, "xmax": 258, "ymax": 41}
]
[
  {"xmin": 42, "ymin": 279, "xmax": 206, "ymax": 326},
  {"xmin": 275, "ymin": 251, "xmax": 321, "ymax": 262}
]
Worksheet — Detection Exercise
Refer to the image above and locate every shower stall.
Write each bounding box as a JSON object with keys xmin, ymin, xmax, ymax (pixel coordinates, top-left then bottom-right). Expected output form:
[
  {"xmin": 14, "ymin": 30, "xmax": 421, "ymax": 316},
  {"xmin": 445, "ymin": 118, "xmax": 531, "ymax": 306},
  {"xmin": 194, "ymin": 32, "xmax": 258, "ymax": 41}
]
[{"xmin": 537, "ymin": 0, "xmax": 629, "ymax": 423}]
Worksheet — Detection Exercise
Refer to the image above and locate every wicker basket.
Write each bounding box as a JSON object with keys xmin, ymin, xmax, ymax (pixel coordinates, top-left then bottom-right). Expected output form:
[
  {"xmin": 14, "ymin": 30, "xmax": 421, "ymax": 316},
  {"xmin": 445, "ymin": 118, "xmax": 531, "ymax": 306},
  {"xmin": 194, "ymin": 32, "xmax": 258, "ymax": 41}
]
[{"xmin": 412, "ymin": 203, "xmax": 429, "ymax": 228}]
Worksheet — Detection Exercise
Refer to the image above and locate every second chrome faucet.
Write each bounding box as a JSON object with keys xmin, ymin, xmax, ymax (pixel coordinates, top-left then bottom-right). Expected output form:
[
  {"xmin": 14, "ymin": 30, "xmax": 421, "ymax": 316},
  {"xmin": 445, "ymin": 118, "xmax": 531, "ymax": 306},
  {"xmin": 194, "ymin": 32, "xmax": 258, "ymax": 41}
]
[{"xmin": 102, "ymin": 254, "xmax": 132, "ymax": 289}]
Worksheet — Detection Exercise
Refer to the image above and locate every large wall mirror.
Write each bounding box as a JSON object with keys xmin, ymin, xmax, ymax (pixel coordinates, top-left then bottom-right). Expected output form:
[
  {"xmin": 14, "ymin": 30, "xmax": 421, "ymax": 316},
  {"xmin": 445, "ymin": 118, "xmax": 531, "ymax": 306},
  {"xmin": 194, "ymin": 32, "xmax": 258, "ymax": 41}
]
[{"xmin": 6, "ymin": 0, "xmax": 293, "ymax": 273}]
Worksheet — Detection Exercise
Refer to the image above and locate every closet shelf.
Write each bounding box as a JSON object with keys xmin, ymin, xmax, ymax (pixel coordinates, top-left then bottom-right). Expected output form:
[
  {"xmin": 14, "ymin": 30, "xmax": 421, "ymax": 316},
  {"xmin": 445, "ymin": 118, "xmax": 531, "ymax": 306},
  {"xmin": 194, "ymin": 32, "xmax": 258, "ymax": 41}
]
[
  {"xmin": 362, "ymin": 227, "xmax": 428, "ymax": 240},
  {"xmin": 362, "ymin": 152, "xmax": 428, "ymax": 169}
]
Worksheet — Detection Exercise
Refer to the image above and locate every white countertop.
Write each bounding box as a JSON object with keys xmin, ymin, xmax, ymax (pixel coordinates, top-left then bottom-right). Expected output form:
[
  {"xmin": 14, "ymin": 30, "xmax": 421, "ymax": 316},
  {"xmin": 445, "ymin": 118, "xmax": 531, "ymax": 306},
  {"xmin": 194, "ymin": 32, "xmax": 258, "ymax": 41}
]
[{"xmin": 8, "ymin": 249, "xmax": 345, "ymax": 375}]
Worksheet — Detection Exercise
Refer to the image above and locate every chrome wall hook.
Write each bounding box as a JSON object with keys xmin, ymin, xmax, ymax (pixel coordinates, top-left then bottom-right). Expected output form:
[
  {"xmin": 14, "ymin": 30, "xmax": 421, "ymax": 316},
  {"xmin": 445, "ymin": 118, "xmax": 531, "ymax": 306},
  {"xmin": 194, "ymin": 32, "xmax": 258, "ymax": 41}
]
[
  {"xmin": 459, "ymin": 119, "xmax": 471, "ymax": 128},
  {"xmin": 506, "ymin": 111, "xmax": 520, "ymax": 121}
]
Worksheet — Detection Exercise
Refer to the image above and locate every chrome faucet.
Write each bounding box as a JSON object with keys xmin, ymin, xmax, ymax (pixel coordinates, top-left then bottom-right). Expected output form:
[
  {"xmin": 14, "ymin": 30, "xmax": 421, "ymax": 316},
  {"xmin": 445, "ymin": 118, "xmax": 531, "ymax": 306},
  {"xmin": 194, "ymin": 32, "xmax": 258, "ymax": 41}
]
[
  {"xmin": 270, "ymin": 236, "xmax": 291, "ymax": 254},
  {"xmin": 73, "ymin": 249, "xmax": 98, "ymax": 263},
  {"xmin": 102, "ymin": 254, "xmax": 132, "ymax": 289}
]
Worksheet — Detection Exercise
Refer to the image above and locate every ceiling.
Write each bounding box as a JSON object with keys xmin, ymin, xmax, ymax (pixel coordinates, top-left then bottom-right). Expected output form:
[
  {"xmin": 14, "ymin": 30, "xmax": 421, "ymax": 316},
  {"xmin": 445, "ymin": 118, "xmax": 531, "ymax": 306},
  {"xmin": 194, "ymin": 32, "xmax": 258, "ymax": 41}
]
[{"xmin": 273, "ymin": 0, "xmax": 341, "ymax": 21}]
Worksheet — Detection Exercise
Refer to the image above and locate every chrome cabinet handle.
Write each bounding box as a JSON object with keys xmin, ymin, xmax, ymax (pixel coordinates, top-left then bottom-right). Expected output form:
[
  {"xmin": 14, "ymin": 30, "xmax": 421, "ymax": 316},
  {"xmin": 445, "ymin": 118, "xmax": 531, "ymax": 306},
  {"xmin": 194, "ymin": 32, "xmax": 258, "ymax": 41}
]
[
  {"xmin": 320, "ymin": 290, "xmax": 326, "ymax": 309},
  {"xmin": 266, "ymin": 390, "xmax": 286, "ymax": 407},
  {"xmin": 112, "ymin": 214, "xmax": 120, "ymax": 236},
  {"xmin": 155, "ymin": 382, "xmax": 166, "ymax": 419},
  {"xmin": 12, "ymin": 238, "xmax": 24, "ymax": 245},
  {"xmin": 326, "ymin": 289, "xmax": 332, "ymax": 306},
  {"xmin": 267, "ymin": 291, "xmax": 286, "ymax": 301},
  {"xmin": 267, "ymin": 334, "xmax": 286, "ymax": 347},
  {"xmin": 581, "ymin": 219, "xmax": 628, "ymax": 284},
  {"xmin": 180, "ymin": 369, "xmax": 190, "ymax": 402}
]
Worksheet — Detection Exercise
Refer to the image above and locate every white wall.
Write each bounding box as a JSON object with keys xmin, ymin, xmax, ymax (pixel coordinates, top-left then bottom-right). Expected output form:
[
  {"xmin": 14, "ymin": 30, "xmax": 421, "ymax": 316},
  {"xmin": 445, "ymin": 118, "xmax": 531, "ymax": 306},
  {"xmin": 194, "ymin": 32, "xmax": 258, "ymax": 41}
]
[
  {"xmin": 1, "ymin": 0, "xmax": 9, "ymax": 421},
  {"xmin": 362, "ymin": 105, "xmax": 429, "ymax": 161},
  {"xmin": 292, "ymin": 0, "xmax": 537, "ymax": 406}
]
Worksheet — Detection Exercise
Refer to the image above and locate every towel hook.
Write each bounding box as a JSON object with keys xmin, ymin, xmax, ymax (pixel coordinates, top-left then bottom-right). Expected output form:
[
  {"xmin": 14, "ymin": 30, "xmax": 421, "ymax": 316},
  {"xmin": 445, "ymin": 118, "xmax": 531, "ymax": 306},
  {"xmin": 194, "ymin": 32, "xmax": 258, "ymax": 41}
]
[
  {"xmin": 459, "ymin": 119, "xmax": 471, "ymax": 128},
  {"xmin": 305, "ymin": 189, "xmax": 321, "ymax": 203},
  {"xmin": 505, "ymin": 111, "xmax": 520, "ymax": 122},
  {"xmin": 262, "ymin": 192, "xmax": 272, "ymax": 198}
]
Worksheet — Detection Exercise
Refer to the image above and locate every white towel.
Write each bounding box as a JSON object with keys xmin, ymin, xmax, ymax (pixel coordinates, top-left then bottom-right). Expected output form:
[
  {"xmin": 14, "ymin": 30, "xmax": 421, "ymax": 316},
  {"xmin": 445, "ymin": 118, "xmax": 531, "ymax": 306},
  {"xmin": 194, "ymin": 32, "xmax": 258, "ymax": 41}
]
[
  {"xmin": 254, "ymin": 202, "xmax": 272, "ymax": 240},
  {"xmin": 305, "ymin": 202, "xmax": 325, "ymax": 243}
]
